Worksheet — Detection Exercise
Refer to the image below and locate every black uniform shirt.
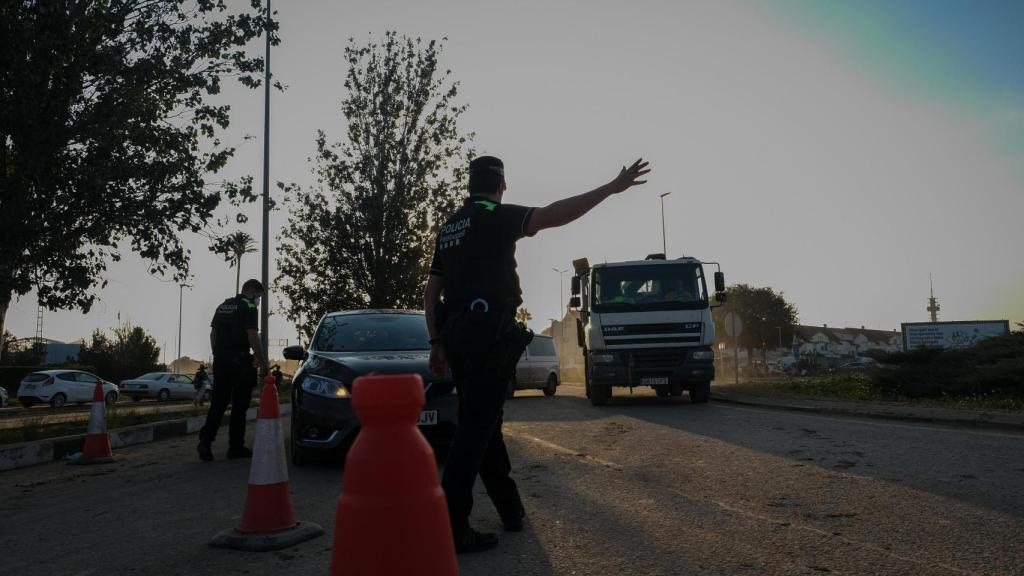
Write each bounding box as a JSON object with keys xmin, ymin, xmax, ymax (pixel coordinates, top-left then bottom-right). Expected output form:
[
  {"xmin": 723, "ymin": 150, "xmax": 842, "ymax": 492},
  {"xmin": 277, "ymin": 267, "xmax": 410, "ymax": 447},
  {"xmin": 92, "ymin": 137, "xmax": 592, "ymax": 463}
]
[
  {"xmin": 429, "ymin": 196, "xmax": 536, "ymax": 310},
  {"xmin": 211, "ymin": 294, "xmax": 258, "ymax": 357}
]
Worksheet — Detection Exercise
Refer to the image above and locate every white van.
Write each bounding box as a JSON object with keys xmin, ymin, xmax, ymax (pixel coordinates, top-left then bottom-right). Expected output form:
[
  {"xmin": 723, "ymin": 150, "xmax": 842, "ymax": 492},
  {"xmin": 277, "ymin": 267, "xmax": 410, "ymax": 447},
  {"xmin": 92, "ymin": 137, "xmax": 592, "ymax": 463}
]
[{"xmin": 508, "ymin": 335, "xmax": 560, "ymax": 397}]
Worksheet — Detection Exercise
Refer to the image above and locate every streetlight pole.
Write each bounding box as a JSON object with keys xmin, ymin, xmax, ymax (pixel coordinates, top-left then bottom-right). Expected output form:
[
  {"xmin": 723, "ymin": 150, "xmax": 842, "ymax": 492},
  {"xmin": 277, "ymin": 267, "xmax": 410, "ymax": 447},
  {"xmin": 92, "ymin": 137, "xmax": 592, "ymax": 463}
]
[
  {"xmin": 259, "ymin": 0, "xmax": 272, "ymax": 366},
  {"xmin": 659, "ymin": 192, "xmax": 671, "ymax": 256},
  {"xmin": 177, "ymin": 284, "xmax": 191, "ymax": 372},
  {"xmin": 552, "ymin": 268, "xmax": 568, "ymax": 315}
]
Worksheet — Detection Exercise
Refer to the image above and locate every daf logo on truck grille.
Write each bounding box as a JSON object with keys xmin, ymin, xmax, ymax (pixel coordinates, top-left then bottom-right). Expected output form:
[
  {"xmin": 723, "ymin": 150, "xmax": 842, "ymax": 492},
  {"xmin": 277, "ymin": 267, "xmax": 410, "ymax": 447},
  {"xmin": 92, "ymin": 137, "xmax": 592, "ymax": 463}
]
[{"xmin": 603, "ymin": 326, "xmax": 626, "ymax": 334}]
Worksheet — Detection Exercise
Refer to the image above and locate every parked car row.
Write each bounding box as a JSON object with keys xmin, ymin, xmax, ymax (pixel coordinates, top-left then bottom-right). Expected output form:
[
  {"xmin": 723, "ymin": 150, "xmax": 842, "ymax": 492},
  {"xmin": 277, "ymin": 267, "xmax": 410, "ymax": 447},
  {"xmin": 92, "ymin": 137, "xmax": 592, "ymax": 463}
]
[{"xmin": 14, "ymin": 370, "xmax": 211, "ymax": 409}]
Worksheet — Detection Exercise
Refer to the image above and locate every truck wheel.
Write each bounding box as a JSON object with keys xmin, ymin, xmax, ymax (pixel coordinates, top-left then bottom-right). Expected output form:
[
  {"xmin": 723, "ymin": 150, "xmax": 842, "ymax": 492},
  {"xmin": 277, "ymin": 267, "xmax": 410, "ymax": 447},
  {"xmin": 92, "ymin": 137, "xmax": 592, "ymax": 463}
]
[
  {"xmin": 543, "ymin": 375, "xmax": 557, "ymax": 397},
  {"xmin": 669, "ymin": 383, "xmax": 684, "ymax": 397},
  {"xmin": 589, "ymin": 385, "xmax": 611, "ymax": 406},
  {"xmin": 690, "ymin": 381, "xmax": 711, "ymax": 404},
  {"xmin": 654, "ymin": 385, "xmax": 669, "ymax": 398}
]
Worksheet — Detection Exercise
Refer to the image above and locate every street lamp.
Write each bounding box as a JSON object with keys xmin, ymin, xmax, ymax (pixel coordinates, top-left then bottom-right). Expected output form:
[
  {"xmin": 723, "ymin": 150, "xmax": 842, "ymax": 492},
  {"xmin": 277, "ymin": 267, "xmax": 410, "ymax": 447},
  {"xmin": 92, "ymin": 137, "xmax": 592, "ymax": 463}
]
[
  {"xmin": 552, "ymin": 268, "xmax": 568, "ymax": 315},
  {"xmin": 659, "ymin": 192, "xmax": 671, "ymax": 256},
  {"xmin": 177, "ymin": 283, "xmax": 192, "ymax": 372},
  {"xmin": 259, "ymin": 0, "xmax": 273, "ymax": 367}
]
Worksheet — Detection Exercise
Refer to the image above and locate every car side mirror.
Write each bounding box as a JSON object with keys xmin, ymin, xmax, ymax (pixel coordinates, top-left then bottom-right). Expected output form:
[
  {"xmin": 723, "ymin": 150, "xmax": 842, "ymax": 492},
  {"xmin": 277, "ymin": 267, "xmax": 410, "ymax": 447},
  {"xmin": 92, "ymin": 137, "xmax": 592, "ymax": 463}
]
[
  {"xmin": 714, "ymin": 271, "xmax": 726, "ymax": 293},
  {"xmin": 571, "ymin": 275, "xmax": 581, "ymax": 296},
  {"xmin": 569, "ymin": 296, "xmax": 581, "ymax": 309},
  {"xmin": 283, "ymin": 345, "xmax": 306, "ymax": 361}
]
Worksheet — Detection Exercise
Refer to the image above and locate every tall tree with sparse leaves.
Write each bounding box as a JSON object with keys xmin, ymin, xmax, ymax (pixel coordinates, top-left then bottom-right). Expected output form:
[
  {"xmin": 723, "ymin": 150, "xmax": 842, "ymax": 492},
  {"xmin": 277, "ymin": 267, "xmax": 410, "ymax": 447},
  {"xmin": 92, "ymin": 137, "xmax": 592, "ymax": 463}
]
[
  {"xmin": 0, "ymin": 1, "xmax": 279, "ymax": 342},
  {"xmin": 277, "ymin": 32, "xmax": 473, "ymax": 340}
]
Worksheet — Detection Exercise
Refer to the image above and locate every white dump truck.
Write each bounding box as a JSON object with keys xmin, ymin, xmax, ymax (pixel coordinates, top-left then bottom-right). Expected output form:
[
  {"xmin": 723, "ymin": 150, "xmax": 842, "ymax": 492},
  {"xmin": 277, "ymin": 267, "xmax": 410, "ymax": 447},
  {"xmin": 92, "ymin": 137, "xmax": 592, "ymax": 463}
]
[{"xmin": 569, "ymin": 253, "xmax": 726, "ymax": 405}]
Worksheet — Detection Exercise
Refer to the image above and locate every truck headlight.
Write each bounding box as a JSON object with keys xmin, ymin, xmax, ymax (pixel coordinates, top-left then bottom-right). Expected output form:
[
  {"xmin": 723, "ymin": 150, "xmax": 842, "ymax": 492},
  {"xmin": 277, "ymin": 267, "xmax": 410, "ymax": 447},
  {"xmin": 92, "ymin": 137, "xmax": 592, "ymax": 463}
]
[
  {"xmin": 301, "ymin": 374, "xmax": 350, "ymax": 398},
  {"xmin": 591, "ymin": 352, "xmax": 616, "ymax": 364},
  {"xmin": 690, "ymin": 350, "xmax": 715, "ymax": 361}
]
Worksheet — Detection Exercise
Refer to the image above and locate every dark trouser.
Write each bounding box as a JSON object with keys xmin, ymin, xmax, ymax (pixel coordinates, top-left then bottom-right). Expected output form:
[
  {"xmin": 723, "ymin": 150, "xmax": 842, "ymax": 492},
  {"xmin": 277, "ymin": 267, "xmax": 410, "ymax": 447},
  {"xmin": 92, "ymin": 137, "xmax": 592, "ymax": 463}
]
[
  {"xmin": 440, "ymin": 310, "xmax": 525, "ymax": 538},
  {"xmin": 198, "ymin": 356, "xmax": 256, "ymax": 449}
]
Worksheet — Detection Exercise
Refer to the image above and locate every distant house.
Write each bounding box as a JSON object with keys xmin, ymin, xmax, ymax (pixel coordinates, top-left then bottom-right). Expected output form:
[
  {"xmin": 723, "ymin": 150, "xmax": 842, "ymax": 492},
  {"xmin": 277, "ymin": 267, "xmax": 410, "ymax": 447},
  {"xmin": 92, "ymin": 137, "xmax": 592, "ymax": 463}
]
[{"xmin": 792, "ymin": 325, "xmax": 902, "ymax": 358}]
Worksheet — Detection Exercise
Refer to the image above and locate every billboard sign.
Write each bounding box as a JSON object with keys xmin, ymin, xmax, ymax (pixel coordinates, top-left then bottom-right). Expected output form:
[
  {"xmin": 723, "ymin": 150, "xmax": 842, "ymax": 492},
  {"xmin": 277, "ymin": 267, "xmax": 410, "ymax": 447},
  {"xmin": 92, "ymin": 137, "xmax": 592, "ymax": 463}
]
[{"xmin": 901, "ymin": 321, "xmax": 1010, "ymax": 351}]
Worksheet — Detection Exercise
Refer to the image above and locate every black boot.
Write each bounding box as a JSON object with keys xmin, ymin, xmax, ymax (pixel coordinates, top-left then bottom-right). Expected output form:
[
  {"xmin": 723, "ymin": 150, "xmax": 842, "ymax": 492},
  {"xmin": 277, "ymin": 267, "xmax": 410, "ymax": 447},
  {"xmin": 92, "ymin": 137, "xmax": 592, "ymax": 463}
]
[
  {"xmin": 454, "ymin": 527, "xmax": 498, "ymax": 554},
  {"xmin": 197, "ymin": 441, "xmax": 213, "ymax": 462}
]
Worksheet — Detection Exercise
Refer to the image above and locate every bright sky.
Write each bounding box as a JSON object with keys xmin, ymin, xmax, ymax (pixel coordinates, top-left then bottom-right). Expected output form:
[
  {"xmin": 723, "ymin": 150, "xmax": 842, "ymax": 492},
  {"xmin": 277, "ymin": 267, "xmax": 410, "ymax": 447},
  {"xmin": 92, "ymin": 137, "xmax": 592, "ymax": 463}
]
[{"xmin": 7, "ymin": 0, "xmax": 1024, "ymax": 362}]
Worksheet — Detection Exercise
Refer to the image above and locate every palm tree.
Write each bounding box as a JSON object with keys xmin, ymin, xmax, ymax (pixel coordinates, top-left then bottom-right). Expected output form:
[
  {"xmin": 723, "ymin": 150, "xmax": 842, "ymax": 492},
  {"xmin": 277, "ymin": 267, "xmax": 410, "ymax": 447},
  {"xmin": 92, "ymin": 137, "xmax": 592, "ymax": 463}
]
[{"xmin": 218, "ymin": 231, "xmax": 257, "ymax": 293}]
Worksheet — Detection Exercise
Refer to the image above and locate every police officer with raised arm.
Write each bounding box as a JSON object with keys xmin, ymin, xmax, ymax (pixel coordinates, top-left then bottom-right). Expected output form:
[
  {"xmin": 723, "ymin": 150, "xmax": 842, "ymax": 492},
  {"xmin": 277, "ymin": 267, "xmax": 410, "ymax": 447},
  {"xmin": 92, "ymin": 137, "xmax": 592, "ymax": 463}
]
[
  {"xmin": 425, "ymin": 156, "xmax": 650, "ymax": 552},
  {"xmin": 197, "ymin": 278, "xmax": 270, "ymax": 461}
]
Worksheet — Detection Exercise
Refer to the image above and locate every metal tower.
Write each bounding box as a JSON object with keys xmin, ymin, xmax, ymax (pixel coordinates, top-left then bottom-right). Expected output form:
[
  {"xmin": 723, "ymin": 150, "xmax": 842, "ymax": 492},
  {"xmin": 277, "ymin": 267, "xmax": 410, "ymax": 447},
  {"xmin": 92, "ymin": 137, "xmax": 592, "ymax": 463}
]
[{"xmin": 927, "ymin": 274, "xmax": 940, "ymax": 323}]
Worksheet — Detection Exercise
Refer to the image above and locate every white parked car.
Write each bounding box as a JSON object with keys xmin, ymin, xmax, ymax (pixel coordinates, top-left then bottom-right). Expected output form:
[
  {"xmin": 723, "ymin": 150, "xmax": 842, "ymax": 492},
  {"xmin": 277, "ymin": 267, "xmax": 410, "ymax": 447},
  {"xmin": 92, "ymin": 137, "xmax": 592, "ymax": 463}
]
[
  {"xmin": 508, "ymin": 334, "xmax": 560, "ymax": 397},
  {"xmin": 17, "ymin": 370, "xmax": 119, "ymax": 408},
  {"xmin": 120, "ymin": 372, "xmax": 200, "ymax": 402}
]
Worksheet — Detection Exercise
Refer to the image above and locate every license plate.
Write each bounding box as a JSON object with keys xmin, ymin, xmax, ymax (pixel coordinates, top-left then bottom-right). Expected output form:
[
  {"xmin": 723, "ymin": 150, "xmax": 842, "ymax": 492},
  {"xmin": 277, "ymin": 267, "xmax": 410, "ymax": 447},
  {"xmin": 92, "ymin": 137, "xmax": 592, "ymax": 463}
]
[
  {"xmin": 417, "ymin": 410, "xmax": 438, "ymax": 426},
  {"xmin": 641, "ymin": 377, "xmax": 669, "ymax": 386}
]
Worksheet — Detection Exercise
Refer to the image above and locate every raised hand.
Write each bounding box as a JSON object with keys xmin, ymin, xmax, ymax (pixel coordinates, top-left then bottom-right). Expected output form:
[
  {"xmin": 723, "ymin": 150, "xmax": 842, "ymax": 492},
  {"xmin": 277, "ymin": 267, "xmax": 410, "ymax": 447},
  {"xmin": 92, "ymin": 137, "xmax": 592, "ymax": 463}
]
[{"xmin": 610, "ymin": 158, "xmax": 650, "ymax": 193}]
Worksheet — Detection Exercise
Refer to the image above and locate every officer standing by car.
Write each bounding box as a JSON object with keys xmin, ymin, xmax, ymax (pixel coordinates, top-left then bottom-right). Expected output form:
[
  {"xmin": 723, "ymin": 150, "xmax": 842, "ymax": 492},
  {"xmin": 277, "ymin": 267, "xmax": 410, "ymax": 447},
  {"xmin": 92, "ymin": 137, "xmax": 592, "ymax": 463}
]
[
  {"xmin": 197, "ymin": 278, "xmax": 269, "ymax": 461},
  {"xmin": 192, "ymin": 364, "xmax": 210, "ymax": 406},
  {"xmin": 424, "ymin": 155, "xmax": 650, "ymax": 552}
]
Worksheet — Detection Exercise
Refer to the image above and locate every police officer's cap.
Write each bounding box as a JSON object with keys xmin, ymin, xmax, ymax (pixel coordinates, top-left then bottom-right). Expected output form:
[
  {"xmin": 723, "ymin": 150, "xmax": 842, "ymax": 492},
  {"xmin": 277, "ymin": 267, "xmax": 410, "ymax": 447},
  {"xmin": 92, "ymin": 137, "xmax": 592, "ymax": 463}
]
[{"xmin": 468, "ymin": 156, "xmax": 505, "ymax": 195}]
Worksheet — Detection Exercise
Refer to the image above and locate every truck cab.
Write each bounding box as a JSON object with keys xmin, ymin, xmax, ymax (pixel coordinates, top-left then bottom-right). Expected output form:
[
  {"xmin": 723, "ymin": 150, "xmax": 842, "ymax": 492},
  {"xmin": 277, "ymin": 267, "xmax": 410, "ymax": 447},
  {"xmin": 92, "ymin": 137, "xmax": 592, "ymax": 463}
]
[{"xmin": 570, "ymin": 254, "xmax": 726, "ymax": 405}]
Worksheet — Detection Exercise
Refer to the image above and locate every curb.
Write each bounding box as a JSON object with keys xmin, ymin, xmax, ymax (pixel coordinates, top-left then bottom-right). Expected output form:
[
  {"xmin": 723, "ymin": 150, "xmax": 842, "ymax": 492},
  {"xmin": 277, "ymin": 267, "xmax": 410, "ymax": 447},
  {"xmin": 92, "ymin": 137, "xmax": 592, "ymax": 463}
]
[
  {"xmin": 0, "ymin": 404, "xmax": 292, "ymax": 472},
  {"xmin": 711, "ymin": 393, "xmax": 1024, "ymax": 432}
]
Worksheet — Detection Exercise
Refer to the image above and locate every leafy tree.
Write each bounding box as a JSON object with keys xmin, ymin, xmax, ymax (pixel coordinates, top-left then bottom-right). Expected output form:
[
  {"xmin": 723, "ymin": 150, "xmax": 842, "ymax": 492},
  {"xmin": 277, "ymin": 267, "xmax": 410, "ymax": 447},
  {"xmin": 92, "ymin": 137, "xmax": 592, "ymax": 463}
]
[
  {"xmin": 277, "ymin": 32, "xmax": 473, "ymax": 339},
  {"xmin": 79, "ymin": 322, "xmax": 161, "ymax": 383},
  {"xmin": 516, "ymin": 308, "xmax": 533, "ymax": 324},
  {"xmin": 0, "ymin": 1, "xmax": 278, "ymax": 341},
  {"xmin": 712, "ymin": 284, "xmax": 798, "ymax": 361},
  {"xmin": 211, "ymin": 230, "xmax": 258, "ymax": 293}
]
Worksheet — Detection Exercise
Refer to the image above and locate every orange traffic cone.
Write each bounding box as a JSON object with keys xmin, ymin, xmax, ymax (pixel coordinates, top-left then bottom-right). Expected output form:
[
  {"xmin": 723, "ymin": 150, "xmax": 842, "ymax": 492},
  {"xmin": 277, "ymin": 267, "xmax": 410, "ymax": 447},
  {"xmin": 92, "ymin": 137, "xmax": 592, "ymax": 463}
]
[
  {"xmin": 331, "ymin": 374, "xmax": 458, "ymax": 576},
  {"xmin": 210, "ymin": 376, "xmax": 323, "ymax": 552},
  {"xmin": 70, "ymin": 381, "xmax": 115, "ymax": 465}
]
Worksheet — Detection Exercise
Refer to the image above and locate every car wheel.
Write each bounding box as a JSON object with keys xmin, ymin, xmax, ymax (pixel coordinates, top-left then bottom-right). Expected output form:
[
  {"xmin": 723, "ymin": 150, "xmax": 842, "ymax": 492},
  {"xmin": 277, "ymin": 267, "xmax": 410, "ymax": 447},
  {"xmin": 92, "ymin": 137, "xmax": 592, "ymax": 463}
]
[
  {"xmin": 131, "ymin": 396, "xmax": 142, "ymax": 402},
  {"xmin": 105, "ymin": 392, "xmax": 117, "ymax": 406},
  {"xmin": 689, "ymin": 381, "xmax": 711, "ymax": 404},
  {"xmin": 654, "ymin": 385, "xmax": 669, "ymax": 397},
  {"xmin": 543, "ymin": 375, "xmax": 557, "ymax": 397},
  {"xmin": 157, "ymin": 389, "xmax": 170, "ymax": 402},
  {"xmin": 589, "ymin": 385, "xmax": 611, "ymax": 406},
  {"xmin": 20, "ymin": 400, "xmax": 35, "ymax": 409},
  {"xmin": 50, "ymin": 393, "xmax": 67, "ymax": 409}
]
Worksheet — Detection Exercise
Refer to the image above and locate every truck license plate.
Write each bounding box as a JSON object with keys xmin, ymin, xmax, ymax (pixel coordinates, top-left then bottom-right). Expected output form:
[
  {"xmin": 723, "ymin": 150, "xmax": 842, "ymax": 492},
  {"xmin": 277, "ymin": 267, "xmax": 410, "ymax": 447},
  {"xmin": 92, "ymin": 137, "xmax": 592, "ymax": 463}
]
[
  {"xmin": 641, "ymin": 377, "xmax": 669, "ymax": 386},
  {"xmin": 417, "ymin": 410, "xmax": 438, "ymax": 426}
]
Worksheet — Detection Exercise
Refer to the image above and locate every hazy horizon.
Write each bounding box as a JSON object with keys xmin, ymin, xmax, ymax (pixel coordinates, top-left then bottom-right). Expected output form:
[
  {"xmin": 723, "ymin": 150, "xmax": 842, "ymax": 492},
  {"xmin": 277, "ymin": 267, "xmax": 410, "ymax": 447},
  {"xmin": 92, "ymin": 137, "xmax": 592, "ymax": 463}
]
[{"xmin": 6, "ymin": 0, "xmax": 1023, "ymax": 362}]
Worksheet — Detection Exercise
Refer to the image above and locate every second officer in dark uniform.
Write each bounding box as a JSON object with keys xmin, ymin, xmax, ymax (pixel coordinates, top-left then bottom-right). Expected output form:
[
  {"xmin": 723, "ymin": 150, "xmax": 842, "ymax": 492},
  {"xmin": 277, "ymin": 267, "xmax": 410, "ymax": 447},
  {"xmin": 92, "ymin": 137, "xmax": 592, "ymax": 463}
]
[
  {"xmin": 425, "ymin": 155, "xmax": 650, "ymax": 552},
  {"xmin": 197, "ymin": 278, "xmax": 269, "ymax": 461}
]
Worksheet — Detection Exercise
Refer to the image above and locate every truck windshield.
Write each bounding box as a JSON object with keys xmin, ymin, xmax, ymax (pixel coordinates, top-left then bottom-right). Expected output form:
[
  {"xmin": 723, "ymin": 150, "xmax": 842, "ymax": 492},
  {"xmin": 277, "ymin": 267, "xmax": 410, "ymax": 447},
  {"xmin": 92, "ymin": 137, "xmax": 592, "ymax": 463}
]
[{"xmin": 592, "ymin": 263, "xmax": 707, "ymax": 312}]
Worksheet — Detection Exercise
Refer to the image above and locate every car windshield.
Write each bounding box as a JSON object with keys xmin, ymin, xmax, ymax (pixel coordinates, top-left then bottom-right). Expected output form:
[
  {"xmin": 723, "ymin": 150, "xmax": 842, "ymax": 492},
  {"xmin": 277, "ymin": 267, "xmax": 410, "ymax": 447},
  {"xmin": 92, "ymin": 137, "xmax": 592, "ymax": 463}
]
[
  {"xmin": 139, "ymin": 373, "xmax": 165, "ymax": 380},
  {"xmin": 312, "ymin": 313, "xmax": 430, "ymax": 352},
  {"xmin": 592, "ymin": 263, "xmax": 707, "ymax": 312}
]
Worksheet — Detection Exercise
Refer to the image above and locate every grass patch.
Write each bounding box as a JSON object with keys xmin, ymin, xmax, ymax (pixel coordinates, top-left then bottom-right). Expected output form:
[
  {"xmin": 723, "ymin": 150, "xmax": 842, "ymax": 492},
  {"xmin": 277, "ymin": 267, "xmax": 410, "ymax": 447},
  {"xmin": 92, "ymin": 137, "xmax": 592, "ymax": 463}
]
[
  {"xmin": 0, "ymin": 405, "xmax": 208, "ymax": 446},
  {"xmin": 718, "ymin": 374, "xmax": 1024, "ymax": 412}
]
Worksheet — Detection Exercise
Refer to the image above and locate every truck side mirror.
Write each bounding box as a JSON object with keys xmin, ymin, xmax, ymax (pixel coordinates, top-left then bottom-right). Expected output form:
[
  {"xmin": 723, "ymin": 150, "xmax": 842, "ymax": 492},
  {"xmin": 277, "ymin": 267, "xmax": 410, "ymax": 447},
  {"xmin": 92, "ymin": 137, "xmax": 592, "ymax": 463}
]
[
  {"xmin": 571, "ymin": 275, "xmax": 581, "ymax": 296},
  {"xmin": 283, "ymin": 345, "xmax": 306, "ymax": 361},
  {"xmin": 714, "ymin": 271, "xmax": 726, "ymax": 293},
  {"xmin": 569, "ymin": 296, "xmax": 581, "ymax": 309},
  {"xmin": 715, "ymin": 292, "xmax": 727, "ymax": 304}
]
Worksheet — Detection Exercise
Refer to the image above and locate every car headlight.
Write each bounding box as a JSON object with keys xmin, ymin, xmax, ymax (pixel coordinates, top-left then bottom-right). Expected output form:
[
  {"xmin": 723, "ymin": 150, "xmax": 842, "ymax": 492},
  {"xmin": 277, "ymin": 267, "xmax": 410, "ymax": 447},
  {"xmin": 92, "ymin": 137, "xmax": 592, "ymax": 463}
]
[
  {"xmin": 301, "ymin": 374, "xmax": 350, "ymax": 398},
  {"xmin": 690, "ymin": 350, "xmax": 715, "ymax": 361},
  {"xmin": 591, "ymin": 352, "xmax": 616, "ymax": 364}
]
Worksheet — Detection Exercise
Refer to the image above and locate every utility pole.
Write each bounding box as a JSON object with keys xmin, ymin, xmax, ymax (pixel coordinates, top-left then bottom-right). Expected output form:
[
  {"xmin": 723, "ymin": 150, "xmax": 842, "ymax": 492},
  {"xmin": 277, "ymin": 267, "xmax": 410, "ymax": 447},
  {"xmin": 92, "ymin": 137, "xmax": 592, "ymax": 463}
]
[
  {"xmin": 260, "ymin": 0, "xmax": 272, "ymax": 366},
  {"xmin": 659, "ymin": 192, "xmax": 671, "ymax": 256},
  {"xmin": 177, "ymin": 284, "xmax": 191, "ymax": 373}
]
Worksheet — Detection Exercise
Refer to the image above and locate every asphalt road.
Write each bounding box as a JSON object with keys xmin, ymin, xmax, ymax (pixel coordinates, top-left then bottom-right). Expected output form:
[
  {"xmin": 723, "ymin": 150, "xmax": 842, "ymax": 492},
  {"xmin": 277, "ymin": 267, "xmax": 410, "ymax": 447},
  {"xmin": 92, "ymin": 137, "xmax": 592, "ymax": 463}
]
[{"xmin": 2, "ymin": 383, "xmax": 1023, "ymax": 575}]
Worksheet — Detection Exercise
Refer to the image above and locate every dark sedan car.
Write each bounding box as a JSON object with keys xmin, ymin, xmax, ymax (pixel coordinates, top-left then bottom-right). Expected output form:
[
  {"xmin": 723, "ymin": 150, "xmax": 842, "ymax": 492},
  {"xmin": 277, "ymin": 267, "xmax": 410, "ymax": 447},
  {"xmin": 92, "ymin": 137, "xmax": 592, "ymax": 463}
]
[{"xmin": 283, "ymin": 310, "xmax": 457, "ymax": 465}]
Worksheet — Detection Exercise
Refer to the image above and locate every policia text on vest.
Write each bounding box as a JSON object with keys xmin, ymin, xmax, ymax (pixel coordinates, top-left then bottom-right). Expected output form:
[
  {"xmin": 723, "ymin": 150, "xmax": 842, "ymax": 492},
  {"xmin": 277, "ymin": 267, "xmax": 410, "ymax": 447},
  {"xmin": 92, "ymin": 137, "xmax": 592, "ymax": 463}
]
[{"xmin": 423, "ymin": 156, "xmax": 650, "ymax": 553}]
